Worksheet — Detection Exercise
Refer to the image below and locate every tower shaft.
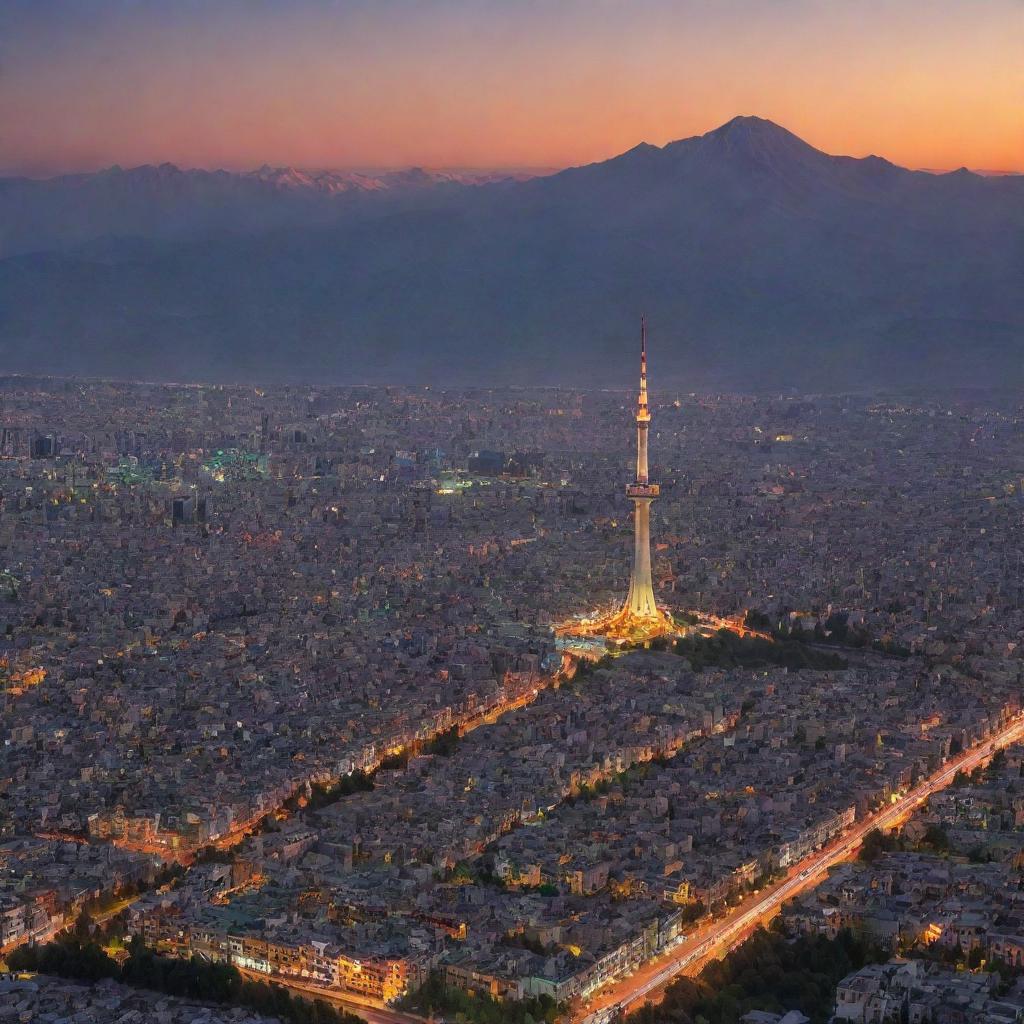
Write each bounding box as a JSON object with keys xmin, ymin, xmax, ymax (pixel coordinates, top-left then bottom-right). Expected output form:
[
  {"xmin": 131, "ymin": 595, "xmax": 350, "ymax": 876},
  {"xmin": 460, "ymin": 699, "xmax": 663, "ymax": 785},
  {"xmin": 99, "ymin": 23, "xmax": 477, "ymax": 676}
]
[{"xmin": 625, "ymin": 497, "xmax": 659, "ymax": 617}]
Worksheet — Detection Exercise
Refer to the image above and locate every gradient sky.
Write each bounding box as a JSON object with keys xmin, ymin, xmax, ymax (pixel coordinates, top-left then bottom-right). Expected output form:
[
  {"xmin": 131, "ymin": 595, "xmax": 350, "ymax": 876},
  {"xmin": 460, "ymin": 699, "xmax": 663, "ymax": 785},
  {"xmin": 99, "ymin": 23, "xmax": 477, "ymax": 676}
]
[{"xmin": 2, "ymin": 0, "xmax": 1022, "ymax": 176}]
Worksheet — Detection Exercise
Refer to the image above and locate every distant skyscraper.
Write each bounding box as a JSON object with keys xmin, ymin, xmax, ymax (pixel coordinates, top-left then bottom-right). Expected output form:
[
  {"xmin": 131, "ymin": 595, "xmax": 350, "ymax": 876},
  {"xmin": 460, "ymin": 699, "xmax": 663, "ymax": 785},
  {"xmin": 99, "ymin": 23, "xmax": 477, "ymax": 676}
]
[
  {"xmin": 31, "ymin": 434, "xmax": 56, "ymax": 460},
  {"xmin": 171, "ymin": 495, "xmax": 195, "ymax": 525}
]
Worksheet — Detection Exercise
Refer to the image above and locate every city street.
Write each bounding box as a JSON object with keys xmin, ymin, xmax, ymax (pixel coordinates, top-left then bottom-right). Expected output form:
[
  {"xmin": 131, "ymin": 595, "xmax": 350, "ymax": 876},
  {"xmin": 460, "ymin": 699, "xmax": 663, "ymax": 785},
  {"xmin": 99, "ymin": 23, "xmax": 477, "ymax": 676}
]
[
  {"xmin": 578, "ymin": 714, "xmax": 1024, "ymax": 1023},
  {"xmin": 236, "ymin": 967, "xmax": 424, "ymax": 1024}
]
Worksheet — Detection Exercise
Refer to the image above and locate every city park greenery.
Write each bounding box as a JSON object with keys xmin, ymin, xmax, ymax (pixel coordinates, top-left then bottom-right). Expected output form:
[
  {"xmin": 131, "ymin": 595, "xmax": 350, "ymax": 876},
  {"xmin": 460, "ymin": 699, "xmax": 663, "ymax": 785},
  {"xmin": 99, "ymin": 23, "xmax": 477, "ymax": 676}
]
[
  {"xmin": 287, "ymin": 725, "xmax": 464, "ymax": 816},
  {"xmin": 858, "ymin": 824, "xmax": 952, "ymax": 863},
  {"xmin": 744, "ymin": 608, "xmax": 913, "ymax": 659},
  {"xmin": 397, "ymin": 969, "xmax": 561, "ymax": 1024},
  {"xmin": 666, "ymin": 629, "xmax": 848, "ymax": 672},
  {"xmin": 7, "ymin": 936, "xmax": 364, "ymax": 1024},
  {"xmin": 626, "ymin": 927, "xmax": 887, "ymax": 1024},
  {"xmin": 573, "ymin": 626, "xmax": 850, "ymax": 677}
]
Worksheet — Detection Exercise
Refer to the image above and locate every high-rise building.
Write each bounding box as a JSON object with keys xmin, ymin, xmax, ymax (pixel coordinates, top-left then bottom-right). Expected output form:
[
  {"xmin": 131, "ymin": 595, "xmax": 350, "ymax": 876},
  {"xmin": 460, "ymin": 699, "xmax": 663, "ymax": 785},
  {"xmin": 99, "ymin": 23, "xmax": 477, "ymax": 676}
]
[
  {"xmin": 171, "ymin": 495, "xmax": 195, "ymax": 525},
  {"xmin": 31, "ymin": 434, "xmax": 56, "ymax": 460}
]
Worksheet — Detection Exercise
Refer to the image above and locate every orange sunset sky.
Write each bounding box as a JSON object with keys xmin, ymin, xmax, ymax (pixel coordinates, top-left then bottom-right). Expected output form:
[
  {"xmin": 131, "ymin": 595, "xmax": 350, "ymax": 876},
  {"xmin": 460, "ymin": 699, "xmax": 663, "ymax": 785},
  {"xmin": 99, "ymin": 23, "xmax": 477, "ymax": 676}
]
[{"xmin": 2, "ymin": 0, "xmax": 1022, "ymax": 176}]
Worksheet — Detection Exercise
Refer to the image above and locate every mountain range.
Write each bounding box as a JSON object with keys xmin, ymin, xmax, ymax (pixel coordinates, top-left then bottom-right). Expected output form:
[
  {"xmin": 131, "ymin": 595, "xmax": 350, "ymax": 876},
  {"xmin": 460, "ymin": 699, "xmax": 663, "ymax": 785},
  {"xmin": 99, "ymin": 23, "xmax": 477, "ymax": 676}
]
[{"xmin": 1, "ymin": 116, "xmax": 1021, "ymax": 390}]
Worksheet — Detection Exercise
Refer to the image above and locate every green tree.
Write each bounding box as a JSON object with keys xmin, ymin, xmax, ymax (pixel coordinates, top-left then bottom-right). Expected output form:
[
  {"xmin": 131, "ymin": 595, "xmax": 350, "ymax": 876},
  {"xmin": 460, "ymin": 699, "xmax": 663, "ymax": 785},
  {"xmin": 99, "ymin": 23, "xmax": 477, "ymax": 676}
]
[{"xmin": 859, "ymin": 828, "xmax": 896, "ymax": 863}]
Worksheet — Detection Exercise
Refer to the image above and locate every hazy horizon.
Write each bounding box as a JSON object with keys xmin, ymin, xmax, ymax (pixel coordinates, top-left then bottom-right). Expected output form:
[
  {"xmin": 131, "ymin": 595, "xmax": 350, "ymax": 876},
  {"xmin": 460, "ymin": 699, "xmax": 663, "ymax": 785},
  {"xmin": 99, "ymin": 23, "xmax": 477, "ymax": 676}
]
[{"xmin": 2, "ymin": 118, "xmax": 1019, "ymax": 181}]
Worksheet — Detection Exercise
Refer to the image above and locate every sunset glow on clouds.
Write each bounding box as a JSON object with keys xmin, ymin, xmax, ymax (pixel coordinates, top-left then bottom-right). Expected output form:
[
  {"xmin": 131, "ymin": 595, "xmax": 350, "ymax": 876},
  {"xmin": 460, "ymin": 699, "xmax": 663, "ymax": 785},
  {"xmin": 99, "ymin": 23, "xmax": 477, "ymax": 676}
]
[{"xmin": 2, "ymin": 0, "xmax": 1022, "ymax": 176}]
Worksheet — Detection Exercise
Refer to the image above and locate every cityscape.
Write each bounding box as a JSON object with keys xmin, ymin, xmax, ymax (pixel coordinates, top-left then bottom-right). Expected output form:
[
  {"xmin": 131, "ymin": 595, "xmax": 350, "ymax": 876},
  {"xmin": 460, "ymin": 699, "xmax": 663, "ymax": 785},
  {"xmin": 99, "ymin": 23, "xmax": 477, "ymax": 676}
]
[
  {"xmin": 3, "ymin": 1, "xmax": 1024, "ymax": 1023},
  {"xmin": 5, "ymin": 359, "xmax": 1024, "ymax": 1023}
]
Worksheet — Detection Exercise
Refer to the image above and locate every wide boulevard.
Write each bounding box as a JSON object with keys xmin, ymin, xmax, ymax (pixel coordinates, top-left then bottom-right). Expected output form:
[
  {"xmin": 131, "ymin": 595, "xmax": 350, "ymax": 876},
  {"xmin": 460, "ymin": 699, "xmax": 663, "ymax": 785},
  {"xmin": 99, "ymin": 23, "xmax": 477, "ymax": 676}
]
[
  {"xmin": 577, "ymin": 712, "xmax": 1024, "ymax": 1024},
  {"xmin": 237, "ymin": 966, "xmax": 423, "ymax": 1024}
]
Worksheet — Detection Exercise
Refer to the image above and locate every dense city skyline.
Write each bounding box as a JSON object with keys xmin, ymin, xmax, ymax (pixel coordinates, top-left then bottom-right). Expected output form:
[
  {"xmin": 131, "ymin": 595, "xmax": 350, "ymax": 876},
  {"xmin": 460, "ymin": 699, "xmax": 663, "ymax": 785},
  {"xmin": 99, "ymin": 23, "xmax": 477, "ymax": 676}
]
[
  {"xmin": 2, "ymin": 0, "xmax": 1022, "ymax": 177},
  {"xmin": 5, "ymin": 375, "xmax": 1024, "ymax": 1024}
]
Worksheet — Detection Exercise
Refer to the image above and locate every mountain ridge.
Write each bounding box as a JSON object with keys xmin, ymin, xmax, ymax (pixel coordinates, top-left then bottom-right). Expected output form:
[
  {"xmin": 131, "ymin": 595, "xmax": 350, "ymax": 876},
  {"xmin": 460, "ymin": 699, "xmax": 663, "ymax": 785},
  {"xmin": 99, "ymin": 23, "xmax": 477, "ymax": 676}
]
[{"xmin": 1, "ymin": 116, "xmax": 1022, "ymax": 390}]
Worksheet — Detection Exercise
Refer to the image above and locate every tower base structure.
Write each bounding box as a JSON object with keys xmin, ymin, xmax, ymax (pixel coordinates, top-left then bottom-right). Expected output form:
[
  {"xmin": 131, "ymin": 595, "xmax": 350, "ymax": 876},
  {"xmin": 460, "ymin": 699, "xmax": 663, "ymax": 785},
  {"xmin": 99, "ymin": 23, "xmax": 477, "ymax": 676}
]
[
  {"xmin": 555, "ymin": 492, "xmax": 676, "ymax": 645},
  {"xmin": 568, "ymin": 603, "xmax": 676, "ymax": 645}
]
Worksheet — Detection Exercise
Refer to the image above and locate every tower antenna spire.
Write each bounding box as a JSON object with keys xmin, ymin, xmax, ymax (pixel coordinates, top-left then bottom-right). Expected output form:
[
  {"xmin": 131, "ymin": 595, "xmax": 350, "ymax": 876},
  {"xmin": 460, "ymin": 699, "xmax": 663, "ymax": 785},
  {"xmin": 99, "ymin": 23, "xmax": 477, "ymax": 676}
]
[{"xmin": 638, "ymin": 315, "xmax": 650, "ymax": 425}]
